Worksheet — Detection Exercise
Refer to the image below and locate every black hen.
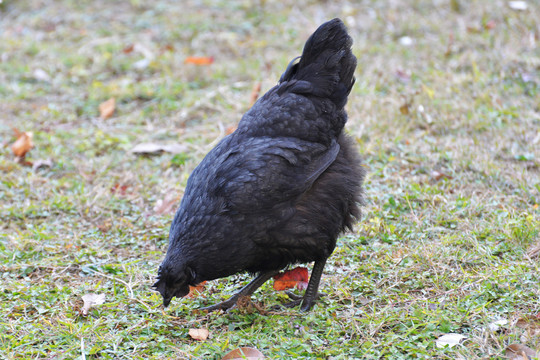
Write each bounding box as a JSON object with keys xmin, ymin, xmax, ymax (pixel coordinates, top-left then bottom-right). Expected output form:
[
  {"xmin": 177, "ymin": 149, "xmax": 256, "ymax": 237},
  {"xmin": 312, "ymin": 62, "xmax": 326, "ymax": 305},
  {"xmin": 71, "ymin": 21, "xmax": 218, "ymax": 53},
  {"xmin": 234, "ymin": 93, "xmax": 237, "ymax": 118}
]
[{"xmin": 154, "ymin": 18, "xmax": 364, "ymax": 312}]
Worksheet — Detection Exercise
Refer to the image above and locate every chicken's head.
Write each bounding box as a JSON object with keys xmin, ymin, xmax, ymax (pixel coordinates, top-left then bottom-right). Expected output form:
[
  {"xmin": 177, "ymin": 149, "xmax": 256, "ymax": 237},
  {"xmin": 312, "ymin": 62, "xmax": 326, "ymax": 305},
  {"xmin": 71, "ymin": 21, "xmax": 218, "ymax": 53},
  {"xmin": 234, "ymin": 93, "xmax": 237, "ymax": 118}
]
[{"xmin": 153, "ymin": 259, "xmax": 195, "ymax": 307}]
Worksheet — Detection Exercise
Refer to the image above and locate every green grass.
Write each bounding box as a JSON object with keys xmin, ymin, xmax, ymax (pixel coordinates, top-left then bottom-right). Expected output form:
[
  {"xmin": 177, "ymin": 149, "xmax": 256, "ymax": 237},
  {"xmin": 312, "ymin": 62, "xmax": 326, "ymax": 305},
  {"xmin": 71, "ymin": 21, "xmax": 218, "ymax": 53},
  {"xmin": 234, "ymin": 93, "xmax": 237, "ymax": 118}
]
[{"xmin": 1, "ymin": 0, "xmax": 539, "ymax": 358}]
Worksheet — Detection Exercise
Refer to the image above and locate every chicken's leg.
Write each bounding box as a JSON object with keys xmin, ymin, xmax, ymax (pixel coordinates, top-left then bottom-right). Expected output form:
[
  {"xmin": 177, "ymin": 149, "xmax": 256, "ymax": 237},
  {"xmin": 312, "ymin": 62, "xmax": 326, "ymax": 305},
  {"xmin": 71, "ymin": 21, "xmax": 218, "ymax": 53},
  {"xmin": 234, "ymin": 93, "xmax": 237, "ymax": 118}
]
[
  {"xmin": 277, "ymin": 258, "xmax": 327, "ymax": 311},
  {"xmin": 201, "ymin": 270, "xmax": 279, "ymax": 312},
  {"xmin": 300, "ymin": 258, "xmax": 327, "ymax": 311}
]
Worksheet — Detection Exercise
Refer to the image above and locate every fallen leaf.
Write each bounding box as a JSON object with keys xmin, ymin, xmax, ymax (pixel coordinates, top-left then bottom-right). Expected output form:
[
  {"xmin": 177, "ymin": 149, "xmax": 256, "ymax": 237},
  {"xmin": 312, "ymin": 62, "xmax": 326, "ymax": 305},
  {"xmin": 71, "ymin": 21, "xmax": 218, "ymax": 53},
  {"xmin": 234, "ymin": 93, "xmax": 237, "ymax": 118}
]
[
  {"xmin": 99, "ymin": 98, "xmax": 115, "ymax": 119},
  {"xmin": 81, "ymin": 293, "xmax": 106, "ymax": 316},
  {"xmin": 435, "ymin": 333, "xmax": 466, "ymax": 348},
  {"xmin": 188, "ymin": 328, "xmax": 209, "ymax": 341},
  {"xmin": 11, "ymin": 131, "xmax": 34, "ymax": 158},
  {"xmin": 187, "ymin": 281, "xmax": 207, "ymax": 298},
  {"xmin": 185, "ymin": 56, "xmax": 214, "ymax": 65},
  {"xmin": 130, "ymin": 143, "xmax": 188, "ymax": 155},
  {"xmin": 221, "ymin": 347, "xmax": 265, "ymax": 360},
  {"xmin": 123, "ymin": 44, "xmax": 135, "ymax": 53},
  {"xmin": 154, "ymin": 193, "xmax": 180, "ymax": 215},
  {"xmin": 226, "ymin": 125, "xmax": 237, "ymax": 135},
  {"xmin": 431, "ymin": 170, "xmax": 452, "ymax": 181},
  {"xmin": 506, "ymin": 344, "xmax": 538, "ymax": 359},
  {"xmin": 273, "ymin": 267, "xmax": 309, "ymax": 291},
  {"xmin": 508, "ymin": 1, "xmax": 528, "ymax": 10},
  {"xmin": 33, "ymin": 68, "xmax": 51, "ymax": 82},
  {"xmin": 516, "ymin": 316, "xmax": 540, "ymax": 342},
  {"xmin": 110, "ymin": 183, "xmax": 129, "ymax": 196},
  {"xmin": 516, "ymin": 316, "xmax": 540, "ymax": 330},
  {"xmin": 399, "ymin": 103, "xmax": 410, "ymax": 115},
  {"xmin": 161, "ymin": 44, "xmax": 175, "ymax": 53},
  {"xmin": 249, "ymin": 81, "xmax": 262, "ymax": 106},
  {"xmin": 487, "ymin": 319, "xmax": 508, "ymax": 332}
]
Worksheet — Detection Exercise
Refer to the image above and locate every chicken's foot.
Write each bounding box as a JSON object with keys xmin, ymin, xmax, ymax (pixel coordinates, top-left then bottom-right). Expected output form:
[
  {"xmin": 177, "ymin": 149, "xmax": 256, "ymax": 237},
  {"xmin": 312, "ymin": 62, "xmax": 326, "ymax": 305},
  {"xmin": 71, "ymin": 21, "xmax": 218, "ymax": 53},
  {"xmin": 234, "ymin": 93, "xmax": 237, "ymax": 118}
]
[
  {"xmin": 200, "ymin": 270, "xmax": 279, "ymax": 312},
  {"xmin": 273, "ymin": 258, "xmax": 328, "ymax": 311}
]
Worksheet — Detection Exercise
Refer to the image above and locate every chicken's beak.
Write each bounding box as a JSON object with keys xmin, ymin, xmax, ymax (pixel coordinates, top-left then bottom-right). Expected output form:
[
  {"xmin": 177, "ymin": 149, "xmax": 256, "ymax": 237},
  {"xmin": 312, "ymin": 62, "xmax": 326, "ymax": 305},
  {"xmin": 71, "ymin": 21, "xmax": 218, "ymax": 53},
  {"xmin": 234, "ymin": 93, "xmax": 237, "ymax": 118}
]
[
  {"xmin": 152, "ymin": 278, "xmax": 171, "ymax": 307},
  {"xmin": 162, "ymin": 295, "xmax": 172, "ymax": 308}
]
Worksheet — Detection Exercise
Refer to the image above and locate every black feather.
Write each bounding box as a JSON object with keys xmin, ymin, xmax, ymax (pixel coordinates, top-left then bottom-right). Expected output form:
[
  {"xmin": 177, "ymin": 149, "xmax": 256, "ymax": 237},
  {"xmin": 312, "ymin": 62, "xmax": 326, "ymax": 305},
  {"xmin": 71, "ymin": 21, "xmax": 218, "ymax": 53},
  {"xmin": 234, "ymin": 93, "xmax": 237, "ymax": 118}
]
[{"xmin": 154, "ymin": 18, "xmax": 365, "ymax": 311}]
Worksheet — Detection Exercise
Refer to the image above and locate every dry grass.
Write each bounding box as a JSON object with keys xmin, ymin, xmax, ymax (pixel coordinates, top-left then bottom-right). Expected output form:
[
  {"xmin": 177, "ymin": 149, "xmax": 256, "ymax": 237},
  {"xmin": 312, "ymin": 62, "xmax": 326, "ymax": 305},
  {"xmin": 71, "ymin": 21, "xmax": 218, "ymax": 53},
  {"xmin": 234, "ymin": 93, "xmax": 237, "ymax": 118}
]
[{"xmin": 1, "ymin": 0, "xmax": 539, "ymax": 358}]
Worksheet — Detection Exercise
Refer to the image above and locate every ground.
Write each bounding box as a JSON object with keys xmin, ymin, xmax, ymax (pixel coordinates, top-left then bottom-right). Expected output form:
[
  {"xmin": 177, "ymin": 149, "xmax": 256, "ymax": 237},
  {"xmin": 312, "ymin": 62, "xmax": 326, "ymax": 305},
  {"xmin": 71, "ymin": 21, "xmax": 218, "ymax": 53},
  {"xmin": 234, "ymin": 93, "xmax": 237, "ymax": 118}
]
[{"xmin": 1, "ymin": 0, "xmax": 539, "ymax": 359}]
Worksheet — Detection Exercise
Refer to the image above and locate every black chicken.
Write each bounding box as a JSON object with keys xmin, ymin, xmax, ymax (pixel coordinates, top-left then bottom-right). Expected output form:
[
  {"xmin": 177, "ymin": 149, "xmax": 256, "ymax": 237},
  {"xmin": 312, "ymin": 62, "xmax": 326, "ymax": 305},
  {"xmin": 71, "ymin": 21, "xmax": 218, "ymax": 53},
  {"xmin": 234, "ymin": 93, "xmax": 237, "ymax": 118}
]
[{"xmin": 154, "ymin": 18, "xmax": 364, "ymax": 312}]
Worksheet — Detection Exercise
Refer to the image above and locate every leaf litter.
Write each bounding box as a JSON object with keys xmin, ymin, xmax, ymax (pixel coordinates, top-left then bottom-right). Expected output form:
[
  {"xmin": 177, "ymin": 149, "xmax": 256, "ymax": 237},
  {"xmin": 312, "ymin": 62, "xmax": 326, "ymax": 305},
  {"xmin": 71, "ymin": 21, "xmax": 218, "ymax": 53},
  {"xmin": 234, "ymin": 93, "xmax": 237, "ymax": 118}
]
[
  {"xmin": 188, "ymin": 328, "xmax": 209, "ymax": 341},
  {"xmin": 221, "ymin": 347, "xmax": 264, "ymax": 360},
  {"xmin": 81, "ymin": 293, "xmax": 106, "ymax": 316},
  {"xmin": 273, "ymin": 267, "xmax": 308, "ymax": 291},
  {"xmin": 99, "ymin": 98, "xmax": 116, "ymax": 119}
]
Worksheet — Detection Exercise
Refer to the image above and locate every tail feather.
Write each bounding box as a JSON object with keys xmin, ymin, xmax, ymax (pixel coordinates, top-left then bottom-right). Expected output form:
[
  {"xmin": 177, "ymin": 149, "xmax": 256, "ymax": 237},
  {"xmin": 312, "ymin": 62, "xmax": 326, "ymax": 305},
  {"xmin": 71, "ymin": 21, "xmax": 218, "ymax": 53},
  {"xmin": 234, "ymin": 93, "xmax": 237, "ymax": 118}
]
[{"xmin": 279, "ymin": 18, "xmax": 356, "ymax": 109}]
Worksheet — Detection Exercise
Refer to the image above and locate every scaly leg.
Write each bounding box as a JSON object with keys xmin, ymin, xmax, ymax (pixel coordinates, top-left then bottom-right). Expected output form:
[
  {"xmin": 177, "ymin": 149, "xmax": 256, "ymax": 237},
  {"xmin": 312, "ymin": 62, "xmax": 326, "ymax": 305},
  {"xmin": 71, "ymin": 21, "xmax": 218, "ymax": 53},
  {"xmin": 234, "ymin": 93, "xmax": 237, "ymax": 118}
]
[
  {"xmin": 201, "ymin": 270, "xmax": 279, "ymax": 312},
  {"xmin": 299, "ymin": 258, "xmax": 327, "ymax": 311},
  {"xmin": 276, "ymin": 258, "xmax": 328, "ymax": 311}
]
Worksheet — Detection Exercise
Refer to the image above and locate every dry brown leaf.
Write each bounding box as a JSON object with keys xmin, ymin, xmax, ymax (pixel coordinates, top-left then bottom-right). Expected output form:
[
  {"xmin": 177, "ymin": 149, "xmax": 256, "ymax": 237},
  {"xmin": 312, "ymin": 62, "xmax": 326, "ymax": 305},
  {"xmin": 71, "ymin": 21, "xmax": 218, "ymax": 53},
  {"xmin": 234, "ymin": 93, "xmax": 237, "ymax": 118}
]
[
  {"xmin": 221, "ymin": 347, "xmax": 264, "ymax": 360},
  {"xmin": 186, "ymin": 281, "xmax": 207, "ymax": 298},
  {"xmin": 505, "ymin": 344, "xmax": 538, "ymax": 359},
  {"xmin": 110, "ymin": 183, "xmax": 129, "ymax": 196},
  {"xmin": 249, "ymin": 81, "xmax": 262, "ymax": 106},
  {"xmin": 11, "ymin": 131, "xmax": 34, "ymax": 158},
  {"xmin": 99, "ymin": 98, "xmax": 115, "ymax": 119},
  {"xmin": 161, "ymin": 44, "xmax": 175, "ymax": 53},
  {"xmin": 399, "ymin": 103, "xmax": 410, "ymax": 115},
  {"xmin": 273, "ymin": 267, "xmax": 308, "ymax": 291},
  {"xmin": 226, "ymin": 125, "xmax": 237, "ymax": 135},
  {"xmin": 516, "ymin": 316, "xmax": 540, "ymax": 330},
  {"xmin": 153, "ymin": 193, "xmax": 180, "ymax": 215},
  {"xmin": 81, "ymin": 293, "xmax": 106, "ymax": 316},
  {"xmin": 431, "ymin": 170, "xmax": 452, "ymax": 181},
  {"xmin": 123, "ymin": 44, "xmax": 135, "ymax": 53},
  {"xmin": 188, "ymin": 328, "xmax": 209, "ymax": 341},
  {"xmin": 184, "ymin": 56, "xmax": 214, "ymax": 65}
]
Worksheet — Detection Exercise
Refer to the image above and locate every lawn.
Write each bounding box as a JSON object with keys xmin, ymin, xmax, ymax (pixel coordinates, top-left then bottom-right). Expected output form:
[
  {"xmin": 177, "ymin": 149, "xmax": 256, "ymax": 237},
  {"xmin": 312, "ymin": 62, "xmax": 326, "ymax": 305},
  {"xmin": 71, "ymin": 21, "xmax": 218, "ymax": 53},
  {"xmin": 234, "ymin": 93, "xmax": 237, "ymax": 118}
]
[{"xmin": 1, "ymin": 0, "xmax": 539, "ymax": 359}]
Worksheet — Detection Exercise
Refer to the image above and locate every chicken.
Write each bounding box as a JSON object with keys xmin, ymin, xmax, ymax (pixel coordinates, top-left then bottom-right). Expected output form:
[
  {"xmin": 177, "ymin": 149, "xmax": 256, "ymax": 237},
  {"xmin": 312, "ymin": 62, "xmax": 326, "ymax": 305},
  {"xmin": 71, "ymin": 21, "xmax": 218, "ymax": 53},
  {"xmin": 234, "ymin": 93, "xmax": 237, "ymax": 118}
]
[{"xmin": 153, "ymin": 18, "xmax": 364, "ymax": 312}]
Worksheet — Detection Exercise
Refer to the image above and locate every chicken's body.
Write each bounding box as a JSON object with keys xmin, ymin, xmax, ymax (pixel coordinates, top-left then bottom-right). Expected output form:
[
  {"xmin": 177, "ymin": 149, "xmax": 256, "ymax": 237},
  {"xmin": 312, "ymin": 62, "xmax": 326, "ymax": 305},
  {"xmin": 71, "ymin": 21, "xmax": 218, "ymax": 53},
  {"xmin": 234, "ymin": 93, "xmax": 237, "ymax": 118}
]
[{"xmin": 154, "ymin": 18, "xmax": 364, "ymax": 311}]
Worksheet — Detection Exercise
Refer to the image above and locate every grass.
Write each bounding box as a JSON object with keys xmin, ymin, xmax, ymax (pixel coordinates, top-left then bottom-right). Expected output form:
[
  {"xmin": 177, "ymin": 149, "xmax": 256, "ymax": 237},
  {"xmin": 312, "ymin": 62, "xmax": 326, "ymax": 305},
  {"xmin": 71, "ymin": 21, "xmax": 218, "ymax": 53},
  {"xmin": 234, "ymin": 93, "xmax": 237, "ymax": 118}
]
[{"xmin": 1, "ymin": 0, "xmax": 539, "ymax": 358}]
